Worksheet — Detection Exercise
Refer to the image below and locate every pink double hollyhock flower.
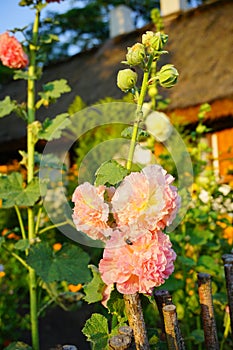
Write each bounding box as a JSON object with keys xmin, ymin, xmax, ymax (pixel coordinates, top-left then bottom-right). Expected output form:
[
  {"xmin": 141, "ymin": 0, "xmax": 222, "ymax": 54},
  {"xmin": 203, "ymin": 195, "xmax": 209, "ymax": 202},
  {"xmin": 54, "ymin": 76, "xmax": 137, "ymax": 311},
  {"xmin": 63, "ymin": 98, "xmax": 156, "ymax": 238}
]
[
  {"xmin": 99, "ymin": 229, "xmax": 176, "ymax": 295},
  {"xmin": 72, "ymin": 164, "xmax": 179, "ymax": 295},
  {"xmin": 0, "ymin": 32, "xmax": 28, "ymax": 69},
  {"xmin": 72, "ymin": 164, "xmax": 180, "ymax": 242},
  {"xmin": 72, "ymin": 182, "xmax": 113, "ymax": 241},
  {"xmin": 111, "ymin": 165, "xmax": 180, "ymax": 240}
]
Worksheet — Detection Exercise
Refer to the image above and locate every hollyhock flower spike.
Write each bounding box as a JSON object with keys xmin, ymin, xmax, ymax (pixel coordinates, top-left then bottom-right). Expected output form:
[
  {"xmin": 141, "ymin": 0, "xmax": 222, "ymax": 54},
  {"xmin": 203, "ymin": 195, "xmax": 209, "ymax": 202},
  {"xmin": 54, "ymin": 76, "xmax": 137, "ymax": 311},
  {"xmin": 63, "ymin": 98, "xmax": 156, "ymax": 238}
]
[
  {"xmin": 0, "ymin": 32, "xmax": 29, "ymax": 69},
  {"xmin": 111, "ymin": 164, "xmax": 180, "ymax": 240},
  {"xmin": 99, "ymin": 229, "xmax": 176, "ymax": 294},
  {"xmin": 72, "ymin": 182, "xmax": 113, "ymax": 241}
]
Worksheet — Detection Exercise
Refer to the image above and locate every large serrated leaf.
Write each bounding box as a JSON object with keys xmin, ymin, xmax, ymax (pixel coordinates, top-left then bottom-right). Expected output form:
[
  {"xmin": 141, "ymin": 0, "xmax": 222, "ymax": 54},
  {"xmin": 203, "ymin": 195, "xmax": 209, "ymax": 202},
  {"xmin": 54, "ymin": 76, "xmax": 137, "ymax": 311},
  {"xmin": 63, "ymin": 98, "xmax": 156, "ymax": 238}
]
[
  {"xmin": 0, "ymin": 173, "xmax": 42, "ymax": 208},
  {"xmin": 82, "ymin": 313, "xmax": 109, "ymax": 350},
  {"xmin": 27, "ymin": 242, "xmax": 91, "ymax": 284},
  {"xmin": 95, "ymin": 160, "xmax": 128, "ymax": 186},
  {"xmin": 107, "ymin": 288, "xmax": 127, "ymax": 324},
  {"xmin": 38, "ymin": 113, "xmax": 71, "ymax": 141},
  {"xmin": 38, "ymin": 79, "xmax": 71, "ymax": 101},
  {"xmin": 83, "ymin": 265, "xmax": 105, "ymax": 304},
  {"xmin": 0, "ymin": 96, "xmax": 17, "ymax": 118}
]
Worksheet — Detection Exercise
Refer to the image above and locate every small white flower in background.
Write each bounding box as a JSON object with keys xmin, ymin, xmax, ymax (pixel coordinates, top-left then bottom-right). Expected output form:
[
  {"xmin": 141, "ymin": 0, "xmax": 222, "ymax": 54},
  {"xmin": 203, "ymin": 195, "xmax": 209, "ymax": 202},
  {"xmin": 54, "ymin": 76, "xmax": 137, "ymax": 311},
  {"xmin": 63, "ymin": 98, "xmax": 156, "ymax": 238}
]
[
  {"xmin": 199, "ymin": 189, "xmax": 210, "ymax": 204},
  {"xmin": 142, "ymin": 102, "xmax": 152, "ymax": 118},
  {"xmin": 223, "ymin": 198, "xmax": 233, "ymax": 212},
  {"xmin": 218, "ymin": 184, "xmax": 231, "ymax": 196},
  {"xmin": 145, "ymin": 111, "xmax": 172, "ymax": 142},
  {"xmin": 133, "ymin": 144, "xmax": 152, "ymax": 165},
  {"xmin": 0, "ymin": 264, "xmax": 4, "ymax": 272}
]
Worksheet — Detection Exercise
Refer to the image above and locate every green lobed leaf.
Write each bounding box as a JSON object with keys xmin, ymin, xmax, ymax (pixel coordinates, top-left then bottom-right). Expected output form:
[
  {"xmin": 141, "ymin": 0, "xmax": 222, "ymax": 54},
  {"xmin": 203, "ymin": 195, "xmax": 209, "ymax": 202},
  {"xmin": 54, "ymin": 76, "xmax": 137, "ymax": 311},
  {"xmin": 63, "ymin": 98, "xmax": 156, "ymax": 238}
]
[
  {"xmin": 38, "ymin": 79, "xmax": 71, "ymax": 102},
  {"xmin": 83, "ymin": 265, "xmax": 105, "ymax": 304},
  {"xmin": 27, "ymin": 242, "xmax": 91, "ymax": 284},
  {"xmin": 0, "ymin": 96, "xmax": 17, "ymax": 118},
  {"xmin": 82, "ymin": 313, "xmax": 109, "ymax": 350},
  {"xmin": 95, "ymin": 160, "xmax": 128, "ymax": 186},
  {"xmin": 14, "ymin": 239, "xmax": 30, "ymax": 251},
  {"xmin": 38, "ymin": 113, "xmax": 71, "ymax": 141},
  {"xmin": 0, "ymin": 173, "xmax": 42, "ymax": 208},
  {"xmin": 196, "ymin": 255, "xmax": 220, "ymax": 274},
  {"xmin": 190, "ymin": 229, "xmax": 214, "ymax": 245},
  {"xmin": 107, "ymin": 288, "xmax": 127, "ymax": 324},
  {"xmin": 13, "ymin": 70, "xmax": 32, "ymax": 80},
  {"xmin": 177, "ymin": 256, "xmax": 196, "ymax": 268}
]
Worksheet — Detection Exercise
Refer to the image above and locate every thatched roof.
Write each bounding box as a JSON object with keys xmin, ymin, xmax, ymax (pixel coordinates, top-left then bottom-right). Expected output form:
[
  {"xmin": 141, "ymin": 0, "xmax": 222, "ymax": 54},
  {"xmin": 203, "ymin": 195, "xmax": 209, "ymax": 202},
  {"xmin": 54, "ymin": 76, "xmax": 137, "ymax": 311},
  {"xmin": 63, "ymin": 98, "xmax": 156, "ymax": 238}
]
[{"xmin": 0, "ymin": 0, "xmax": 233, "ymax": 158}]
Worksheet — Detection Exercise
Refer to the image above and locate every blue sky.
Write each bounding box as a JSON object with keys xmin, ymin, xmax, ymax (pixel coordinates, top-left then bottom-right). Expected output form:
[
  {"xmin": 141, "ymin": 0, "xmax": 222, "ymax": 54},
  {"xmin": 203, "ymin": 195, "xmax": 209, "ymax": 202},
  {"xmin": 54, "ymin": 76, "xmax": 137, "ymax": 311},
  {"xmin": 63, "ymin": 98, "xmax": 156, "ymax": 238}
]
[{"xmin": 0, "ymin": 0, "xmax": 72, "ymax": 39}]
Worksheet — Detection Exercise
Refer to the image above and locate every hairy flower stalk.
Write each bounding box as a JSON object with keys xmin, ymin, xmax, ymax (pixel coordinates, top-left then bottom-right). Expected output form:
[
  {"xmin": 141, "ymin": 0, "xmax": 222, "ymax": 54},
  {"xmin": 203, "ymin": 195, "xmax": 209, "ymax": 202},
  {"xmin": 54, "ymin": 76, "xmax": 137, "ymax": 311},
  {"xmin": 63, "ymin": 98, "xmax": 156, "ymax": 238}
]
[{"xmin": 27, "ymin": 6, "xmax": 41, "ymax": 350}]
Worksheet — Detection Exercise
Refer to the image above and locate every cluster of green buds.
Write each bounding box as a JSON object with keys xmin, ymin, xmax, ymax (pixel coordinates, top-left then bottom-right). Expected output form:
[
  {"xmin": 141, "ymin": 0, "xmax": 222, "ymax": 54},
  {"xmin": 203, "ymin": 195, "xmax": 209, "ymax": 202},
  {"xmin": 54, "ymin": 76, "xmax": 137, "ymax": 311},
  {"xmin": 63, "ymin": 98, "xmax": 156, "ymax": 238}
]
[{"xmin": 117, "ymin": 30, "xmax": 178, "ymax": 93}]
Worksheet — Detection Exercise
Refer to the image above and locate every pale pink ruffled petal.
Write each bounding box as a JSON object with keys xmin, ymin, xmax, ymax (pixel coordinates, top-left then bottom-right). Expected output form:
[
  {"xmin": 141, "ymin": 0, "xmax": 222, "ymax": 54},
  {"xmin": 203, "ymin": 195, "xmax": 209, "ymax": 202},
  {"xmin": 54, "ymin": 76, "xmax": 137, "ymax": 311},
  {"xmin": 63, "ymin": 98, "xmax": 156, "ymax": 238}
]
[
  {"xmin": 101, "ymin": 283, "xmax": 114, "ymax": 308},
  {"xmin": 111, "ymin": 164, "xmax": 180, "ymax": 239},
  {"xmin": 72, "ymin": 182, "xmax": 112, "ymax": 241},
  {"xmin": 99, "ymin": 230, "xmax": 176, "ymax": 295}
]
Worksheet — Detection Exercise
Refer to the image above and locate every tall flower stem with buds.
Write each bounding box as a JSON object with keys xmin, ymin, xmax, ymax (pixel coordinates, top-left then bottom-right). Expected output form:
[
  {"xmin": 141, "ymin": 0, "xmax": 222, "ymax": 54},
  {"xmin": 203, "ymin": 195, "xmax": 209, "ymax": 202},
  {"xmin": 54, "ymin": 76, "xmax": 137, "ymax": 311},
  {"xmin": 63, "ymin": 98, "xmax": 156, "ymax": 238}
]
[
  {"xmin": 115, "ymin": 31, "xmax": 179, "ymax": 350},
  {"xmin": 124, "ymin": 58, "xmax": 153, "ymax": 350},
  {"xmin": 27, "ymin": 6, "xmax": 40, "ymax": 350},
  {"xmin": 126, "ymin": 56, "xmax": 153, "ymax": 170}
]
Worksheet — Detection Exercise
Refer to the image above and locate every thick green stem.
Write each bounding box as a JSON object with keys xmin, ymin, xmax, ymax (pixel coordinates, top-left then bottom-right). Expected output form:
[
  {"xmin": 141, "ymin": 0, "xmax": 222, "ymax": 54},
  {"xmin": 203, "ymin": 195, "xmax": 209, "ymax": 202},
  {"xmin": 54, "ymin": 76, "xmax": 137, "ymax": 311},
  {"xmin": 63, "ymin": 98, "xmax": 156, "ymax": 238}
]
[
  {"xmin": 14, "ymin": 205, "xmax": 26, "ymax": 241},
  {"xmin": 27, "ymin": 7, "xmax": 40, "ymax": 350}
]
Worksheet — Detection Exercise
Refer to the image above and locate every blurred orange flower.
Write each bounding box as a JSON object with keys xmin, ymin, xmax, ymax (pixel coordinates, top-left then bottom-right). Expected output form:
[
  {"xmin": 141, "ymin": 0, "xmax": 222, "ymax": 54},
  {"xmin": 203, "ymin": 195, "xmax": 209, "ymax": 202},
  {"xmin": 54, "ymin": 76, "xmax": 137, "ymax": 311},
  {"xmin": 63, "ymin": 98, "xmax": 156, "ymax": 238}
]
[
  {"xmin": 68, "ymin": 284, "xmax": 82, "ymax": 293},
  {"xmin": 223, "ymin": 226, "xmax": 233, "ymax": 245},
  {"xmin": 53, "ymin": 243, "xmax": 62, "ymax": 251},
  {"xmin": 0, "ymin": 271, "xmax": 6, "ymax": 278},
  {"xmin": 1, "ymin": 228, "xmax": 20, "ymax": 240}
]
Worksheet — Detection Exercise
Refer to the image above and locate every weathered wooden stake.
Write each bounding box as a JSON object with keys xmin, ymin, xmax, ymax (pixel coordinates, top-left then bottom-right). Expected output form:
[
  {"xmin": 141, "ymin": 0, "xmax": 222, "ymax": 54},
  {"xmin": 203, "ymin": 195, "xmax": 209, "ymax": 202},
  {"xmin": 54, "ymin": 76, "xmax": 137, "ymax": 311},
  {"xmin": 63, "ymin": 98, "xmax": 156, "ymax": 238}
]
[
  {"xmin": 154, "ymin": 290, "xmax": 172, "ymax": 340},
  {"xmin": 197, "ymin": 273, "xmax": 219, "ymax": 350},
  {"xmin": 222, "ymin": 253, "xmax": 233, "ymax": 338},
  {"xmin": 109, "ymin": 326, "xmax": 134, "ymax": 350},
  {"xmin": 162, "ymin": 304, "xmax": 186, "ymax": 350},
  {"xmin": 123, "ymin": 293, "xmax": 150, "ymax": 350}
]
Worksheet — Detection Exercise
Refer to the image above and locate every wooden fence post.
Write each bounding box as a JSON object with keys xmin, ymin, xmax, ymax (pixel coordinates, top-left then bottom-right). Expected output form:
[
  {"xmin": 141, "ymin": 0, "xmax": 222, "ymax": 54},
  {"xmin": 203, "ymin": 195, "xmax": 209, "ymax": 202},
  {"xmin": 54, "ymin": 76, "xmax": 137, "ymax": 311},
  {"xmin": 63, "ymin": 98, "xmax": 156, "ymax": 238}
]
[
  {"xmin": 197, "ymin": 273, "xmax": 219, "ymax": 350},
  {"xmin": 123, "ymin": 293, "xmax": 150, "ymax": 350},
  {"xmin": 154, "ymin": 290, "xmax": 173, "ymax": 340},
  {"xmin": 162, "ymin": 304, "xmax": 186, "ymax": 350},
  {"xmin": 222, "ymin": 253, "xmax": 233, "ymax": 338}
]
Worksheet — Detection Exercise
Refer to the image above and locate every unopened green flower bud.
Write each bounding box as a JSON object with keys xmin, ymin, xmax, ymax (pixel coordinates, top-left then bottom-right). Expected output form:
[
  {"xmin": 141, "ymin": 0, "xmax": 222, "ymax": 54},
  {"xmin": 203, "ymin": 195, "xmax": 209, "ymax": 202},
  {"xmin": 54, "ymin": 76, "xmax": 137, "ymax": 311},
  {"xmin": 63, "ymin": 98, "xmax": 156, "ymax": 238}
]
[
  {"xmin": 117, "ymin": 69, "xmax": 138, "ymax": 92},
  {"xmin": 157, "ymin": 64, "xmax": 179, "ymax": 88},
  {"xmin": 142, "ymin": 31, "xmax": 168, "ymax": 54},
  {"xmin": 126, "ymin": 43, "xmax": 146, "ymax": 66}
]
